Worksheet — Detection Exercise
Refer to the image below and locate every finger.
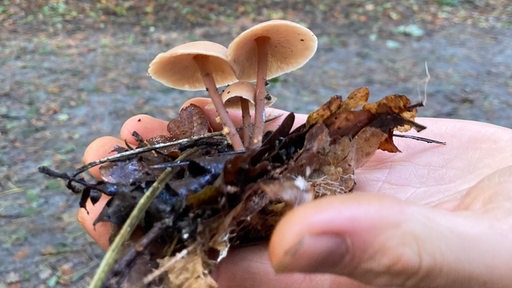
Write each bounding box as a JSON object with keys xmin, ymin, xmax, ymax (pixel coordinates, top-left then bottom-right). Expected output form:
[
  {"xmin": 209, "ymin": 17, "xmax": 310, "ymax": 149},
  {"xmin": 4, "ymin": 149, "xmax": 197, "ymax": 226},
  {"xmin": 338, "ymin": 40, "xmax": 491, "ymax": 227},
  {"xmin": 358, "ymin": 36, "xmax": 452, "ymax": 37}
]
[
  {"xmin": 119, "ymin": 114, "xmax": 169, "ymax": 146},
  {"xmin": 214, "ymin": 244, "xmax": 368, "ymax": 288},
  {"xmin": 77, "ymin": 194, "xmax": 111, "ymax": 250},
  {"xmin": 183, "ymin": 97, "xmax": 307, "ymax": 132},
  {"xmin": 81, "ymin": 136, "xmax": 123, "ymax": 249},
  {"xmin": 83, "ymin": 136, "xmax": 126, "ymax": 179},
  {"xmin": 269, "ymin": 193, "xmax": 512, "ymax": 287},
  {"xmin": 84, "ymin": 116, "xmax": 168, "ymax": 179}
]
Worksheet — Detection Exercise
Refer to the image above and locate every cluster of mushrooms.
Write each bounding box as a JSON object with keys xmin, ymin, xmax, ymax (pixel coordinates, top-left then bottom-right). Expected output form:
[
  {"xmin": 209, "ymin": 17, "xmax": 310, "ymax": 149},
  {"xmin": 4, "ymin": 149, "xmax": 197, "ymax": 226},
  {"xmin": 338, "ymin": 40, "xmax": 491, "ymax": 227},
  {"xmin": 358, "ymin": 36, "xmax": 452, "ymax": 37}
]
[{"xmin": 148, "ymin": 20, "xmax": 318, "ymax": 151}]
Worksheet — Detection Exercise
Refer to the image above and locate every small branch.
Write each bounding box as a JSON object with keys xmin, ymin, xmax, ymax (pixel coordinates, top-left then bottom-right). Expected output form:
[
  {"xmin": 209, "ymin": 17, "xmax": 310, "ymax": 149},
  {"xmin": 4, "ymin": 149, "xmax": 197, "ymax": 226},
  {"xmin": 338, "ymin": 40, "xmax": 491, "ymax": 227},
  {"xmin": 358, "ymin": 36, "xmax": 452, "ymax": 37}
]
[
  {"xmin": 88, "ymin": 148, "xmax": 200, "ymax": 287},
  {"xmin": 88, "ymin": 168, "xmax": 176, "ymax": 288},
  {"xmin": 109, "ymin": 219, "xmax": 171, "ymax": 281},
  {"xmin": 72, "ymin": 132, "xmax": 224, "ymax": 177},
  {"xmin": 393, "ymin": 133, "xmax": 446, "ymax": 145},
  {"xmin": 38, "ymin": 166, "xmax": 106, "ymax": 193},
  {"xmin": 412, "ymin": 61, "xmax": 430, "ymax": 109},
  {"xmin": 142, "ymin": 245, "xmax": 192, "ymax": 285},
  {"xmin": 0, "ymin": 113, "xmax": 24, "ymax": 120},
  {"xmin": 422, "ymin": 61, "xmax": 430, "ymax": 107}
]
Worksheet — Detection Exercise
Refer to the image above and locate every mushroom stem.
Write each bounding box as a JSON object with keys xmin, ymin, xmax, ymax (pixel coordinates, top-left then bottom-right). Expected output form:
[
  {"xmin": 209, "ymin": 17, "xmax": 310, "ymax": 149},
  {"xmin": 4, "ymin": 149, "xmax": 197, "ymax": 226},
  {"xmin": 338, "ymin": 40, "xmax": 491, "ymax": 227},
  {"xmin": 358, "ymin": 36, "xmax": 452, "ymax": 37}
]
[
  {"xmin": 240, "ymin": 99, "xmax": 252, "ymax": 146},
  {"xmin": 193, "ymin": 55, "xmax": 244, "ymax": 151},
  {"xmin": 251, "ymin": 36, "xmax": 270, "ymax": 148}
]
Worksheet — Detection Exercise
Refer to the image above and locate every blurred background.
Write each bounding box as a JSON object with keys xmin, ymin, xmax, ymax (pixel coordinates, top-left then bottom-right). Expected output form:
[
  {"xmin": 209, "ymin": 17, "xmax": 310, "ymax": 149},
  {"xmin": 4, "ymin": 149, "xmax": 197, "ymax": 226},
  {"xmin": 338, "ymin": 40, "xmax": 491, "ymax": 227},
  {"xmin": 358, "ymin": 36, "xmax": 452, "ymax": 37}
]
[{"xmin": 1, "ymin": 1, "xmax": 510, "ymax": 287}]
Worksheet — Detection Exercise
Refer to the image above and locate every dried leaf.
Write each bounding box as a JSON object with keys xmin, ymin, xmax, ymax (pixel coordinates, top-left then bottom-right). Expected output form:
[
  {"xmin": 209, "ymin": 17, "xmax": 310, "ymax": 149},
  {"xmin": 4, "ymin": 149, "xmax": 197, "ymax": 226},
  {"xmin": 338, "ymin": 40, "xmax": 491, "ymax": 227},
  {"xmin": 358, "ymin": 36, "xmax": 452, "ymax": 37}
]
[
  {"xmin": 352, "ymin": 126, "xmax": 390, "ymax": 165},
  {"xmin": 305, "ymin": 95, "xmax": 343, "ymax": 128},
  {"xmin": 160, "ymin": 246, "xmax": 217, "ymax": 288},
  {"xmin": 283, "ymin": 88, "xmax": 427, "ymax": 196},
  {"xmin": 305, "ymin": 87, "xmax": 369, "ymax": 129},
  {"xmin": 146, "ymin": 135, "xmax": 180, "ymax": 156},
  {"xmin": 283, "ymin": 123, "xmax": 357, "ymax": 197},
  {"xmin": 342, "ymin": 86, "xmax": 370, "ymax": 110},
  {"xmin": 362, "ymin": 94, "xmax": 419, "ymax": 132},
  {"xmin": 167, "ymin": 104, "xmax": 210, "ymax": 141},
  {"xmin": 99, "ymin": 159, "xmax": 149, "ymax": 184}
]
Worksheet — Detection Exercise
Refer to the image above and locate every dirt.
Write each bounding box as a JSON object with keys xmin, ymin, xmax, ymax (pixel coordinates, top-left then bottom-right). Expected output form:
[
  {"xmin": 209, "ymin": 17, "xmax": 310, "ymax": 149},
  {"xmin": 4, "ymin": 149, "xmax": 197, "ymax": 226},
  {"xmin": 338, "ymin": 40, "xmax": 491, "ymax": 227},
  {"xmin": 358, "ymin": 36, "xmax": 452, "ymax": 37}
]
[{"xmin": 1, "ymin": 1, "xmax": 511, "ymax": 287}]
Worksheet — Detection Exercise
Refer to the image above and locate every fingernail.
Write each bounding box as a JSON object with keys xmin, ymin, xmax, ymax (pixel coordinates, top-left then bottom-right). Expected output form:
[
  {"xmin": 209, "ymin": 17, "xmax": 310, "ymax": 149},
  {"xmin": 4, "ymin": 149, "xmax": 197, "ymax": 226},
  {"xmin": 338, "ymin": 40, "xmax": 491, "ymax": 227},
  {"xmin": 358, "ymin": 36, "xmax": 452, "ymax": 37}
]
[{"xmin": 274, "ymin": 234, "xmax": 349, "ymax": 273}]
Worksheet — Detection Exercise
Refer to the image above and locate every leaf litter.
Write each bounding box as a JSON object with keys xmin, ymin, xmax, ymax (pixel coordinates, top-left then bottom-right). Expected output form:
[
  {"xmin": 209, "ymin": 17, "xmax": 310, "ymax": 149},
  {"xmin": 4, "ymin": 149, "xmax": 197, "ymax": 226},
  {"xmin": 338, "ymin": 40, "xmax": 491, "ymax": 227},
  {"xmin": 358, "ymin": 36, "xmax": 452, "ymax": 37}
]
[{"xmin": 39, "ymin": 85, "xmax": 445, "ymax": 287}]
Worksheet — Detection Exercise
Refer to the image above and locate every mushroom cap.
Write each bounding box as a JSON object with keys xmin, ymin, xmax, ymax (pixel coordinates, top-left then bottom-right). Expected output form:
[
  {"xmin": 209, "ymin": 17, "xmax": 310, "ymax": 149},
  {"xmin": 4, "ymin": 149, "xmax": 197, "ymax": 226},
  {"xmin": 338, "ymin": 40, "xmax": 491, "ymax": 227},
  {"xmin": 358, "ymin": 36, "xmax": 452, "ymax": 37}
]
[
  {"xmin": 217, "ymin": 81, "xmax": 276, "ymax": 110},
  {"xmin": 221, "ymin": 81, "xmax": 256, "ymax": 107},
  {"xmin": 148, "ymin": 41, "xmax": 238, "ymax": 91},
  {"xmin": 227, "ymin": 20, "xmax": 318, "ymax": 81}
]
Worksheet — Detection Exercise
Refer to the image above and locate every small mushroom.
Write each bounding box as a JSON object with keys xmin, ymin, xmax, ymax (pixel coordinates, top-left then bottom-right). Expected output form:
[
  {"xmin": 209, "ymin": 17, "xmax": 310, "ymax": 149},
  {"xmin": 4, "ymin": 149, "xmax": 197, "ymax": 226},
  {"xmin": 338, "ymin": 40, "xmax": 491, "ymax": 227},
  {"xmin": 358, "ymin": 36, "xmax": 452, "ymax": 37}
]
[
  {"xmin": 227, "ymin": 20, "xmax": 317, "ymax": 147},
  {"xmin": 221, "ymin": 81, "xmax": 256, "ymax": 146},
  {"xmin": 148, "ymin": 41, "xmax": 244, "ymax": 151}
]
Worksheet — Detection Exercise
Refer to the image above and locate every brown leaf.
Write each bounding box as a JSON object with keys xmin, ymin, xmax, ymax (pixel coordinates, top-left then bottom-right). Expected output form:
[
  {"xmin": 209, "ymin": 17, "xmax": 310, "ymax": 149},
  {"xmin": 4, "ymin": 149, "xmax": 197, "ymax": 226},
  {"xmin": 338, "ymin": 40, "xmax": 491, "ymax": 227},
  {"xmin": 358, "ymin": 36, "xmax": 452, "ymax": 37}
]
[
  {"xmin": 305, "ymin": 95, "xmax": 344, "ymax": 128},
  {"xmin": 281, "ymin": 123, "xmax": 357, "ymax": 197},
  {"xmin": 167, "ymin": 104, "xmax": 210, "ymax": 141},
  {"xmin": 342, "ymin": 86, "xmax": 370, "ymax": 110},
  {"xmin": 13, "ymin": 247, "xmax": 30, "ymax": 260},
  {"xmin": 363, "ymin": 94, "xmax": 418, "ymax": 132},
  {"xmin": 258, "ymin": 176, "xmax": 313, "ymax": 206},
  {"xmin": 352, "ymin": 126, "xmax": 389, "ymax": 166},
  {"xmin": 99, "ymin": 159, "xmax": 149, "ymax": 184},
  {"xmin": 161, "ymin": 246, "xmax": 218, "ymax": 288},
  {"xmin": 283, "ymin": 123, "xmax": 332, "ymax": 178},
  {"xmin": 363, "ymin": 94, "xmax": 412, "ymax": 115},
  {"xmin": 305, "ymin": 87, "xmax": 370, "ymax": 129},
  {"xmin": 146, "ymin": 134, "xmax": 181, "ymax": 156},
  {"xmin": 323, "ymin": 110, "xmax": 373, "ymax": 139},
  {"xmin": 283, "ymin": 88, "xmax": 429, "ymax": 196}
]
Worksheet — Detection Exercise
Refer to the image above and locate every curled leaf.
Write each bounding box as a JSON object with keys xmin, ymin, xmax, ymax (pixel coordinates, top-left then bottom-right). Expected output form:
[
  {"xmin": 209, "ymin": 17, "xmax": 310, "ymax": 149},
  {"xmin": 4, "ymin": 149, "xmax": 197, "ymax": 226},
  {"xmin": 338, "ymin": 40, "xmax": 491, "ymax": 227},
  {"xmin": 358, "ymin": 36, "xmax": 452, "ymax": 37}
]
[{"xmin": 167, "ymin": 104, "xmax": 210, "ymax": 141}]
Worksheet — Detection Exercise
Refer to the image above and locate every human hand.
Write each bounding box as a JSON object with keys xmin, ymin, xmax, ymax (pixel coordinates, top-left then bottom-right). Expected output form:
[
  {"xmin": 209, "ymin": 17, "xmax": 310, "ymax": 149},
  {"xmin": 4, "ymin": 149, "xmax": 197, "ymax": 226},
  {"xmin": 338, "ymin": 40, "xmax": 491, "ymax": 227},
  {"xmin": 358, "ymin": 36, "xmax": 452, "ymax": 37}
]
[{"xmin": 79, "ymin": 97, "xmax": 512, "ymax": 287}]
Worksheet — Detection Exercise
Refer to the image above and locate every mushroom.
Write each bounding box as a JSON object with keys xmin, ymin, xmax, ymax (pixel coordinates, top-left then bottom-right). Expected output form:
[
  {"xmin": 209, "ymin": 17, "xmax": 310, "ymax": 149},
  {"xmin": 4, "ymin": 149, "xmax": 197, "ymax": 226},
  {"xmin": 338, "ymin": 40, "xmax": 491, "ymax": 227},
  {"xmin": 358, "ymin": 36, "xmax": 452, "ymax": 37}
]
[
  {"xmin": 227, "ymin": 20, "xmax": 317, "ymax": 147},
  {"xmin": 221, "ymin": 81, "xmax": 257, "ymax": 146},
  {"xmin": 148, "ymin": 41, "xmax": 244, "ymax": 151}
]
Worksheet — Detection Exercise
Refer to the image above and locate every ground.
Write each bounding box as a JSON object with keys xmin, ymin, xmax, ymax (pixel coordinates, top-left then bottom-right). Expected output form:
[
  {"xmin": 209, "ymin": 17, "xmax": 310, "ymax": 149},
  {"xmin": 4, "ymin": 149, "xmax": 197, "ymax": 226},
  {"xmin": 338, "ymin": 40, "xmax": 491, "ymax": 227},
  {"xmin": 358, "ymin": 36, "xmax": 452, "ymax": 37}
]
[{"xmin": 0, "ymin": 1, "xmax": 511, "ymax": 287}]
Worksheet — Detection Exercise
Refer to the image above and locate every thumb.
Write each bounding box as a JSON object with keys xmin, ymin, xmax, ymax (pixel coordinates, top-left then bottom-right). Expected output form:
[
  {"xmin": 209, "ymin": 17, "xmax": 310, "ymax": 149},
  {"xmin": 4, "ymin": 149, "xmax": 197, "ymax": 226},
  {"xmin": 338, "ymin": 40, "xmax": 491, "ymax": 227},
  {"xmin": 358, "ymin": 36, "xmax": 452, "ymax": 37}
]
[{"xmin": 268, "ymin": 192, "xmax": 509, "ymax": 287}]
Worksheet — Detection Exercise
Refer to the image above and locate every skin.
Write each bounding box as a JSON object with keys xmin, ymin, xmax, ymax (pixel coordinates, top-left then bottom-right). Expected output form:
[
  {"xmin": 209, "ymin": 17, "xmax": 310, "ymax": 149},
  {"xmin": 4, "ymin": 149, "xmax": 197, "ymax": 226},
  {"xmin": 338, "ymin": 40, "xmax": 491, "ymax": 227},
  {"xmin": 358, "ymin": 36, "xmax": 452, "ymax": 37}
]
[{"xmin": 79, "ymin": 97, "xmax": 512, "ymax": 288}]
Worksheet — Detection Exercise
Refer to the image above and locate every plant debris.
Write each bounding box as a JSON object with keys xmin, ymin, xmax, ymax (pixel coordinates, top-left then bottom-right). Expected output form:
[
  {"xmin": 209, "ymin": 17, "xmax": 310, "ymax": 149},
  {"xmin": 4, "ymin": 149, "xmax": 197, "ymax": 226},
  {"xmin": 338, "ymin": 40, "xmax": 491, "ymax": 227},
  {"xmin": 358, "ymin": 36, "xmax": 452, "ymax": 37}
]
[{"xmin": 39, "ymin": 87, "xmax": 444, "ymax": 287}]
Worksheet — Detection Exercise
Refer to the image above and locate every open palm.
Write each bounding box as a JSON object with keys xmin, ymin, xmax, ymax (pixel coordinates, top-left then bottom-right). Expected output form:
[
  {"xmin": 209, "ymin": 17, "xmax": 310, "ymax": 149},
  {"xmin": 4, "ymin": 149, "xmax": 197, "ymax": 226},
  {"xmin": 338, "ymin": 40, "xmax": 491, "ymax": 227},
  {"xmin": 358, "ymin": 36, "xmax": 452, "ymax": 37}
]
[{"xmin": 80, "ymin": 98, "xmax": 512, "ymax": 287}]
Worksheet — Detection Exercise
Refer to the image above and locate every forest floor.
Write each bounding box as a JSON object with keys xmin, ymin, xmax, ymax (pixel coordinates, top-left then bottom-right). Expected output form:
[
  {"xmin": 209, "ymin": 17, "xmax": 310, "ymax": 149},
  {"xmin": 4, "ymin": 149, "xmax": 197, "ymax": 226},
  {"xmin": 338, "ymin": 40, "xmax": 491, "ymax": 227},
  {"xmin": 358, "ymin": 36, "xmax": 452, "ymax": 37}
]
[{"xmin": 1, "ymin": 1, "xmax": 511, "ymax": 287}]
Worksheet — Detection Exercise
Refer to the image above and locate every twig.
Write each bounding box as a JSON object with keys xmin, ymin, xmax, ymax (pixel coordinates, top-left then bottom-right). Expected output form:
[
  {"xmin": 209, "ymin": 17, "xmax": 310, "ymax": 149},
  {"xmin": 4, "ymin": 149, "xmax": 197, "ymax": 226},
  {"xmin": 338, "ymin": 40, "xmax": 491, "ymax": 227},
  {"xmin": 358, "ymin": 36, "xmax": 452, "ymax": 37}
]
[
  {"xmin": 422, "ymin": 61, "xmax": 430, "ymax": 106},
  {"xmin": 142, "ymin": 246, "xmax": 191, "ymax": 285},
  {"xmin": 0, "ymin": 186, "xmax": 23, "ymax": 196},
  {"xmin": 38, "ymin": 166, "xmax": 107, "ymax": 194},
  {"xmin": 88, "ymin": 148, "xmax": 199, "ymax": 288},
  {"xmin": 88, "ymin": 166, "xmax": 176, "ymax": 288},
  {"xmin": 74, "ymin": 117, "xmax": 280, "ymax": 178},
  {"xmin": 0, "ymin": 113, "xmax": 24, "ymax": 120},
  {"xmin": 109, "ymin": 219, "xmax": 172, "ymax": 279},
  {"xmin": 73, "ymin": 132, "xmax": 223, "ymax": 177},
  {"xmin": 393, "ymin": 133, "xmax": 446, "ymax": 145},
  {"xmin": 410, "ymin": 61, "xmax": 431, "ymax": 109}
]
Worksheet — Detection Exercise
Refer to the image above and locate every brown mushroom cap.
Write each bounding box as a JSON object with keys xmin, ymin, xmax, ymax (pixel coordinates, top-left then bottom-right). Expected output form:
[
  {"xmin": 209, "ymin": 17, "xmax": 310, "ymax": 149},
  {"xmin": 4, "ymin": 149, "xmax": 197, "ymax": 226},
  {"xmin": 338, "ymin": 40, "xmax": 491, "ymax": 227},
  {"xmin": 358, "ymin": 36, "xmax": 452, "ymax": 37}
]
[
  {"xmin": 221, "ymin": 81, "xmax": 277, "ymax": 109},
  {"xmin": 148, "ymin": 41, "xmax": 237, "ymax": 91},
  {"xmin": 221, "ymin": 81, "xmax": 256, "ymax": 108},
  {"xmin": 227, "ymin": 20, "xmax": 318, "ymax": 80}
]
